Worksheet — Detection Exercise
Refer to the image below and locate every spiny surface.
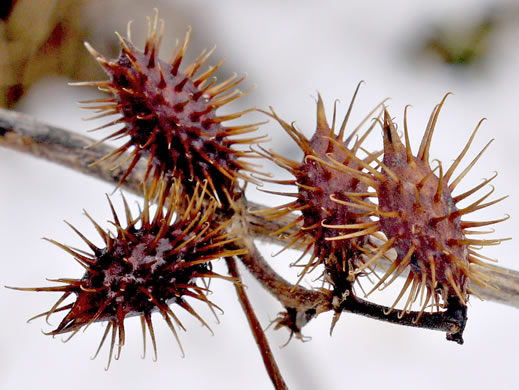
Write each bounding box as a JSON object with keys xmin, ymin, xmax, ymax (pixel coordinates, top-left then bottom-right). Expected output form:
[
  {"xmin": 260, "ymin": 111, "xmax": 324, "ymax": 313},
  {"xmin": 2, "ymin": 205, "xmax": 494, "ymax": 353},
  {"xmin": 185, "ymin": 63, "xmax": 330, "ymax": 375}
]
[
  {"xmin": 341, "ymin": 97, "xmax": 508, "ymax": 325},
  {"xmin": 257, "ymin": 89, "xmax": 384, "ymax": 329},
  {"xmin": 78, "ymin": 14, "xmax": 262, "ymax": 203},
  {"xmin": 14, "ymin": 182, "xmax": 246, "ymax": 368}
]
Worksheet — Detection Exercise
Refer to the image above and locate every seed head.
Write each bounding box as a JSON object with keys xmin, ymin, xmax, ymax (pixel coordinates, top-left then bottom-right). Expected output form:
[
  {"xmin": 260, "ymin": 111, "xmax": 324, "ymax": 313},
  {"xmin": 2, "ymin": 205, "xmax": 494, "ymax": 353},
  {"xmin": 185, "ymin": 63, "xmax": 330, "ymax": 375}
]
[
  {"xmin": 76, "ymin": 12, "xmax": 263, "ymax": 204},
  {"xmin": 256, "ymin": 85, "xmax": 386, "ymax": 324},
  {"xmin": 333, "ymin": 95, "xmax": 509, "ymax": 323},
  {"xmin": 10, "ymin": 181, "xmax": 247, "ymax": 368}
]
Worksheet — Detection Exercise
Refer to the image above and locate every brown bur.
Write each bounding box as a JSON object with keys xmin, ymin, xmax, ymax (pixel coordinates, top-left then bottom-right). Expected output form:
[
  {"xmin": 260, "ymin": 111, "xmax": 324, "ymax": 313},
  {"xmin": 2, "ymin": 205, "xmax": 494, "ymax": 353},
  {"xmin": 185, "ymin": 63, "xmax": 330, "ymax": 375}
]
[
  {"xmin": 255, "ymin": 87, "xmax": 384, "ymax": 332},
  {"xmin": 334, "ymin": 95, "xmax": 509, "ymax": 328},
  {"xmin": 9, "ymin": 181, "xmax": 246, "ymax": 368},
  {"xmin": 74, "ymin": 13, "xmax": 264, "ymax": 204}
]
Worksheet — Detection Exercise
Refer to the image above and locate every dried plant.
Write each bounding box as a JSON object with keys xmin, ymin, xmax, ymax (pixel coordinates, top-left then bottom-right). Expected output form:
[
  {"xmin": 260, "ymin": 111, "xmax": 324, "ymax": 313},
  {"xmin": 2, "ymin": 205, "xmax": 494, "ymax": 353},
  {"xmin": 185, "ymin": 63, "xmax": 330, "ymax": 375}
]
[{"xmin": 1, "ymin": 11, "xmax": 517, "ymax": 390}]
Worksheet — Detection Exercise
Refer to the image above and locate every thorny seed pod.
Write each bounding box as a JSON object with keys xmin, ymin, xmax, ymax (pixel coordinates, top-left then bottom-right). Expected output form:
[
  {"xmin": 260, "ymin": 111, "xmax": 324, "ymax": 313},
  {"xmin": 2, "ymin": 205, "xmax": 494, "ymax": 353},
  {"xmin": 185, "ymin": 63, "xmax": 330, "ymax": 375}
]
[
  {"xmin": 329, "ymin": 95, "xmax": 509, "ymax": 341},
  {"xmin": 255, "ymin": 86, "xmax": 385, "ymax": 331},
  {"xmin": 75, "ymin": 12, "xmax": 264, "ymax": 204},
  {"xmin": 9, "ymin": 180, "xmax": 247, "ymax": 368}
]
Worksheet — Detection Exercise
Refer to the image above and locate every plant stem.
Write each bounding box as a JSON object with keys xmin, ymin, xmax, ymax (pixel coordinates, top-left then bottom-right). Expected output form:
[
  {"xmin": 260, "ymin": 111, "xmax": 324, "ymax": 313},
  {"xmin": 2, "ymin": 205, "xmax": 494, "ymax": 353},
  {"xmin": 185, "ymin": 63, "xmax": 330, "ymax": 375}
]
[
  {"xmin": 0, "ymin": 108, "xmax": 145, "ymax": 193},
  {"xmin": 1, "ymin": 107, "xmax": 518, "ymax": 313},
  {"xmin": 225, "ymin": 257, "xmax": 288, "ymax": 390}
]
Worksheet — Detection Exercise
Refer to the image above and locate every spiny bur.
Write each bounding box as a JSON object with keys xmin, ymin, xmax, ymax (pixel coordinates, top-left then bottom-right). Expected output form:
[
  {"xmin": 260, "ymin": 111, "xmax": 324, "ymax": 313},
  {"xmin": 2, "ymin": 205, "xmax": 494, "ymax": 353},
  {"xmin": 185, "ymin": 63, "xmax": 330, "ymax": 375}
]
[
  {"xmin": 74, "ymin": 12, "xmax": 264, "ymax": 204},
  {"xmin": 329, "ymin": 95, "xmax": 509, "ymax": 342},
  {"xmin": 255, "ymin": 86, "xmax": 385, "ymax": 331},
  {"xmin": 9, "ymin": 180, "xmax": 247, "ymax": 368}
]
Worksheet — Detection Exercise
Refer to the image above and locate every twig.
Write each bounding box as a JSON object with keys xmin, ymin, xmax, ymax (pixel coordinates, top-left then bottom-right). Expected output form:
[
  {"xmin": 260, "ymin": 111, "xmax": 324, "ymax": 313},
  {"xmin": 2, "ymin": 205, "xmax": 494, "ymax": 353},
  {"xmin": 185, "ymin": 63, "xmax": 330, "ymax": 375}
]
[
  {"xmin": 0, "ymin": 108, "xmax": 146, "ymax": 194},
  {"xmin": 1, "ymin": 108, "xmax": 518, "ymax": 313},
  {"xmin": 225, "ymin": 257, "xmax": 288, "ymax": 390}
]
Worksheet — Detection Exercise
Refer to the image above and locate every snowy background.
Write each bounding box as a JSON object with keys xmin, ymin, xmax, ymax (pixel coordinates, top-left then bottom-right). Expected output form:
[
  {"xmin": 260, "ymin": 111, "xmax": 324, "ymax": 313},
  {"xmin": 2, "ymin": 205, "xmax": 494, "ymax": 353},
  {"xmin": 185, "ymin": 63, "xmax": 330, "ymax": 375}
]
[{"xmin": 2, "ymin": 1, "xmax": 519, "ymax": 389}]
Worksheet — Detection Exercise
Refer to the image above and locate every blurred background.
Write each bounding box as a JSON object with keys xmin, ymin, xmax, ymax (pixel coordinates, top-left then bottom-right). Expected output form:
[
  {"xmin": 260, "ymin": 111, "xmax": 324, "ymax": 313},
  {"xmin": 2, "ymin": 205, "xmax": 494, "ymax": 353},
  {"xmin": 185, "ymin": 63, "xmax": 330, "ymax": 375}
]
[{"xmin": 1, "ymin": 0, "xmax": 519, "ymax": 389}]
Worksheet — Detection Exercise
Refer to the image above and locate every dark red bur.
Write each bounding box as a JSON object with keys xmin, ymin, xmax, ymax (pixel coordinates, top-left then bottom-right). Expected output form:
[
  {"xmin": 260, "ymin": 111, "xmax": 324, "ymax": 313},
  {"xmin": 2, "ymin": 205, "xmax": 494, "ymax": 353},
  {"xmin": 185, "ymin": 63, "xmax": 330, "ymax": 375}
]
[
  {"xmin": 73, "ymin": 13, "xmax": 264, "ymax": 204},
  {"xmin": 338, "ymin": 95, "xmax": 509, "ymax": 322},
  {"xmin": 9, "ymin": 181, "xmax": 247, "ymax": 369},
  {"xmin": 255, "ymin": 85, "xmax": 385, "ymax": 331}
]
